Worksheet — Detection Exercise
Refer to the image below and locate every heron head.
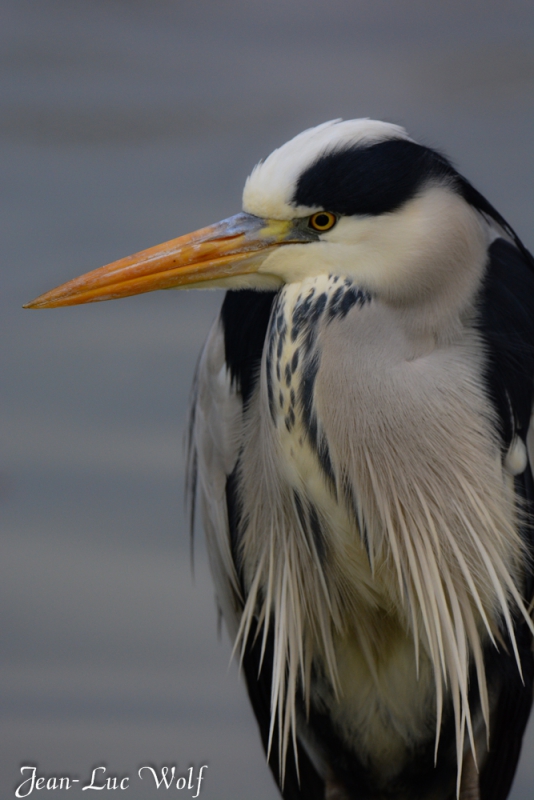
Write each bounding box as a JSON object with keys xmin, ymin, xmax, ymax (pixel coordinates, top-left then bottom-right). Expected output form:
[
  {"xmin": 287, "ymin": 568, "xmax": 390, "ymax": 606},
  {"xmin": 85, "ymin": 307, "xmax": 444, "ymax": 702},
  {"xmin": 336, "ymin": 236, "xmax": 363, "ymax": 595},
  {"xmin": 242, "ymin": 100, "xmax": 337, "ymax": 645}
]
[{"xmin": 25, "ymin": 119, "xmax": 486, "ymax": 310}]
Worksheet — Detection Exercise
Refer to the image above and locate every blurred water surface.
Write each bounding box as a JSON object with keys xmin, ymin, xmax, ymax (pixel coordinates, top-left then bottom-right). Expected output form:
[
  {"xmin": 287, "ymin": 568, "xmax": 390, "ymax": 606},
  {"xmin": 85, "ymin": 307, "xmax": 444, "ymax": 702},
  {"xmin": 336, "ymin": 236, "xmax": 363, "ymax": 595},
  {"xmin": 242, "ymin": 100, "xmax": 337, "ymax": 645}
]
[{"xmin": 1, "ymin": 1, "xmax": 533, "ymax": 798}]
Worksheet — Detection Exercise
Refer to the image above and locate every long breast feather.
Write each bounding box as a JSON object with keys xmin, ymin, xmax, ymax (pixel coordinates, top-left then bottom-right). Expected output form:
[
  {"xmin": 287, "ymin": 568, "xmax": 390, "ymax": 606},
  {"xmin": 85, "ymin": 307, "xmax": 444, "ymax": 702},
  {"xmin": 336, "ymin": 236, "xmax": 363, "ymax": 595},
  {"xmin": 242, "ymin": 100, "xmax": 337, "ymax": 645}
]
[{"xmin": 234, "ymin": 276, "xmax": 534, "ymax": 793}]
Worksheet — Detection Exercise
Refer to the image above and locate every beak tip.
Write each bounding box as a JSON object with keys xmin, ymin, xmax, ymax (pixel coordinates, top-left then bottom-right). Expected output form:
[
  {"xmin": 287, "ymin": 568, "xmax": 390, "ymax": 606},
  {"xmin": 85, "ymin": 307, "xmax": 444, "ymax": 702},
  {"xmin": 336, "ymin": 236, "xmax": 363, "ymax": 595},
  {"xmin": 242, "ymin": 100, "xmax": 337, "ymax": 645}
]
[{"xmin": 23, "ymin": 294, "xmax": 57, "ymax": 309}]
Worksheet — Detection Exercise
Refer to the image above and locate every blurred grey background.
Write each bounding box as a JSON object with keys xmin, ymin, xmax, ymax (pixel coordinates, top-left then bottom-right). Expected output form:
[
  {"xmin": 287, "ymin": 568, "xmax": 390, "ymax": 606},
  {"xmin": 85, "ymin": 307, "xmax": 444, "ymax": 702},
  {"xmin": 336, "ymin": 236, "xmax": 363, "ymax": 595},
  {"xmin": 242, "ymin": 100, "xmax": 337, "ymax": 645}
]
[{"xmin": 1, "ymin": 1, "xmax": 533, "ymax": 797}]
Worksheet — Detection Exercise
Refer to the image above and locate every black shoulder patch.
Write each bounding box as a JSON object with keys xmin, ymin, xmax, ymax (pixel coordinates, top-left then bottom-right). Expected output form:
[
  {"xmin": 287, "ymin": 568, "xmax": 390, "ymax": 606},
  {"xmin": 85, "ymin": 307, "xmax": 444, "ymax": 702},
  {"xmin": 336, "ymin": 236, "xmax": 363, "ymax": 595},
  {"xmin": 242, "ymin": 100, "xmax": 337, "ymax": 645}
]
[
  {"xmin": 220, "ymin": 290, "xmax": 277, "ymax": 405},
  {"xmin": 293, "ymin": 139, "xmax": 458, "ymax": 216},
  {"xmin": 477, "ymin": 238, "xmax": 534, "ymax": 446},
  {"xmin": 477, "ymin": 236, "xmax": 534, "ymax": 639}
]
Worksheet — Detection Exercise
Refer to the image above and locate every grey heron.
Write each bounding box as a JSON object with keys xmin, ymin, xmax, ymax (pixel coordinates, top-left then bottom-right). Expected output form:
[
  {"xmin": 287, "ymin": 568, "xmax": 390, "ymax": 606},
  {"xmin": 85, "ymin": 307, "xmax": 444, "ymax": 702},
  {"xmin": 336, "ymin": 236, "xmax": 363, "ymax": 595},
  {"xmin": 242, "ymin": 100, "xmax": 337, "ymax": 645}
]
[{"xmin": 25, "ymin": 119, "xmax": 534, "ymax": 800}]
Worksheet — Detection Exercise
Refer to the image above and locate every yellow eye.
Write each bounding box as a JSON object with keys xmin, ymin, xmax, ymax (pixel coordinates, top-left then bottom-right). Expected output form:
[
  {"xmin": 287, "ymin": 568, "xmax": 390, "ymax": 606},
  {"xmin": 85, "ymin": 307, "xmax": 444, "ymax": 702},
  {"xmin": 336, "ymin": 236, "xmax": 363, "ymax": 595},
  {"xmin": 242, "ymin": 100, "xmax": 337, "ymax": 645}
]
[{"xmin": 308, "ymin": 211, "xmax": 337, "ymax": 232}]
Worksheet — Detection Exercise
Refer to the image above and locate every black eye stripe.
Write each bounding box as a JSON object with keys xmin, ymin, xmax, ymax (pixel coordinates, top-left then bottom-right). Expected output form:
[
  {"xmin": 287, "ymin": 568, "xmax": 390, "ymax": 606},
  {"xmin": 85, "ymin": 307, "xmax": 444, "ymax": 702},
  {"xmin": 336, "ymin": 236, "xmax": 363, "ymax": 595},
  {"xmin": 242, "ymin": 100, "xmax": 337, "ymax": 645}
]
[{"xmin": 295, "ymin": 139, "xmax": 459, "ymax": 217}]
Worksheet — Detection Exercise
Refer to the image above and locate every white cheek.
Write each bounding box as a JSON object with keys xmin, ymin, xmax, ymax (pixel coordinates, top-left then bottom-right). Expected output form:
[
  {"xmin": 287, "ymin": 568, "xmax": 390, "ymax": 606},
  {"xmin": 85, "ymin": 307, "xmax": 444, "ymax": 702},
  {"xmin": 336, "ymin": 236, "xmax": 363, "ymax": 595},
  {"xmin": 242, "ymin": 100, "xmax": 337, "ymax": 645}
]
[
  {"xmin": 257, "ymin": 242, "xmax": 346, "ymax": 283},
  {"xmin": 256, "ymin": 221, "xmax": 392, "ymax": 290},
  {"xmin": 259, "ymin": 188, "xmax": 487, "ymax": 307}
]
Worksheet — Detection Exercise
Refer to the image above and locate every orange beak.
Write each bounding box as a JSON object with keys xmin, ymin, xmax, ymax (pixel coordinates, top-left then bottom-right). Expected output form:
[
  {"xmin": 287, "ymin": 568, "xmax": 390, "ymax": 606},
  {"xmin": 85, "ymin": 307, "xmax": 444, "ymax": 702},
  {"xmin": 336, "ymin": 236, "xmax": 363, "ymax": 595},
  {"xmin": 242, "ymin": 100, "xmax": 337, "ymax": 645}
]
[{"xmin": 24, "ymin": 213, "xmax": 304, "ymax": 309}]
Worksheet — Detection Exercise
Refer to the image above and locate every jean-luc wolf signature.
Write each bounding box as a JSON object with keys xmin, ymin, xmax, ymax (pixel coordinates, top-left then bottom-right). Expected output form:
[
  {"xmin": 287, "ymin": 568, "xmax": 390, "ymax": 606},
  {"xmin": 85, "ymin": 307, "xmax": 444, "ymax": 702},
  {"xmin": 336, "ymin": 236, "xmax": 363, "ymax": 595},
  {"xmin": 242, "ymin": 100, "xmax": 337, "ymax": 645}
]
[{"xmin": 15, "ymin": 765, "xmax": 208, "ymax": 797}]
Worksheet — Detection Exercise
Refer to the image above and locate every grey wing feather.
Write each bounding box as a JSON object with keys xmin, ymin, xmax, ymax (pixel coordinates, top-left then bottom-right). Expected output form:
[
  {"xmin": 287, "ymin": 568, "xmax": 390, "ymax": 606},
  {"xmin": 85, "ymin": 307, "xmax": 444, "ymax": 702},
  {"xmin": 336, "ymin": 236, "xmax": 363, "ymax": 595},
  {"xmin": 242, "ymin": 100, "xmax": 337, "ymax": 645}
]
[{"xmin": 187, "ymin": 317, "xmax": 244, "ymax": 637}]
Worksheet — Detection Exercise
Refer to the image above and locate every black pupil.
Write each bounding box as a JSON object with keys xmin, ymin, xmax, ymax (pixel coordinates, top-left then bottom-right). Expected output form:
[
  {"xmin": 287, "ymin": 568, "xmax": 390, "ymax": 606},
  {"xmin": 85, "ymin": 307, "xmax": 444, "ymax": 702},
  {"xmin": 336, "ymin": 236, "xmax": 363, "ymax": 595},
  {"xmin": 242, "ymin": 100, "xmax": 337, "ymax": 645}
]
[{"xmin": 314, "ymin": 213, "xmax": 331, "ymax": 228}]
